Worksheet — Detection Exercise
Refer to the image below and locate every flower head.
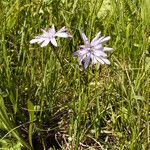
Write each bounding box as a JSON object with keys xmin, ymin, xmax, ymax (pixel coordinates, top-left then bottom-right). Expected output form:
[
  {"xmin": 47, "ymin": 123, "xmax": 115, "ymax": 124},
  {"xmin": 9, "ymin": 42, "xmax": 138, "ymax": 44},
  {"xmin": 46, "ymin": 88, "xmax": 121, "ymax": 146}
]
[
  {"xmin": 74, "ymin": 30, "xmax": 113, "ymax": 69},
  {"xmin": 30, "ymin": 24, "xmax": 72, "ymax": 47}
]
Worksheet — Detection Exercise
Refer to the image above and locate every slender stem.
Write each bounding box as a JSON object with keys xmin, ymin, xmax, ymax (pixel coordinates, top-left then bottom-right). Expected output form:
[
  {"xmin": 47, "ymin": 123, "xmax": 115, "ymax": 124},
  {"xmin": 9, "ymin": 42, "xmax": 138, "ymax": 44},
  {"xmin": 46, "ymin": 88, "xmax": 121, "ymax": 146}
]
[{"xmin": 51, "ymin": 46, "xmax": 66, "ymax": 76}]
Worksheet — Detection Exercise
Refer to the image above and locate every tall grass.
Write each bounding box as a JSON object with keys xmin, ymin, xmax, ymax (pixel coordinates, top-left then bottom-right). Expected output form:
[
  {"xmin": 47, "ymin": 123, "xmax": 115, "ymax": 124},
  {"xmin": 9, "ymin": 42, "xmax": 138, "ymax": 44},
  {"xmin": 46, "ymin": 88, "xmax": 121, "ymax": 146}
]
[{"xmin": 0, "ymin": 0, "xmax": 150, "ymax": 149}]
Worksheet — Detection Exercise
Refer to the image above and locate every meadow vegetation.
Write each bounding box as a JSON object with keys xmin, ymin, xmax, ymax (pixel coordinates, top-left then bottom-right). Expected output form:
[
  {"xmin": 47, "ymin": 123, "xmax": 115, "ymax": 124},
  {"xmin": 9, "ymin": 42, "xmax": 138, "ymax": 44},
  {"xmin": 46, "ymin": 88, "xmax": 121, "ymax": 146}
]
[{"xmin": 0, "ymin": 0, "xmax": 150, "ymax": 149}]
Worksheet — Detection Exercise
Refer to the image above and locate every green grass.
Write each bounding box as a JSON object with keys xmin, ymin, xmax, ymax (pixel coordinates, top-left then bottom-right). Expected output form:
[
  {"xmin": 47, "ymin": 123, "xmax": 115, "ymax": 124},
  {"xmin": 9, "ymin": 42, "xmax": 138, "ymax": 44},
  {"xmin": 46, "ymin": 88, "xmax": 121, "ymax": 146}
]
[{"xmin": 0, "ymin": 0, "xmax": 150, "ymax": 149}]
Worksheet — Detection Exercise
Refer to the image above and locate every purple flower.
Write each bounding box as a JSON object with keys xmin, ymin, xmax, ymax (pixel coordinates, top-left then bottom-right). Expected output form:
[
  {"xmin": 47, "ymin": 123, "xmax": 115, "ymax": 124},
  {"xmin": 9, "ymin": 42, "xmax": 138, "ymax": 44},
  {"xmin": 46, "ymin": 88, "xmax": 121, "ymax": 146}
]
[
  {"xmin": 30, "ymin": 24, "xmax": 72, "ymax": 47},
  {"xmin": 74, "ymin": 30, "xmax": 113, "ymax": 69}
]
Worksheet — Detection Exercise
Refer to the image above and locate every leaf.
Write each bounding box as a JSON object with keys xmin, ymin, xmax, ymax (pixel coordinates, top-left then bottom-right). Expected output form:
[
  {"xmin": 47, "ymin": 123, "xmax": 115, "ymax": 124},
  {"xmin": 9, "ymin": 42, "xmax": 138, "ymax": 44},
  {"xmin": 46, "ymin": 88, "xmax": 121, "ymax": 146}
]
[
  {"xmin": 27, "ymin": 100, "xmax": 34, "ymax": 148},
  {"xmin": 0, "ymin": 96, "xmax": 31, "ymax": 149},
  {"xmin": 0, "ymin": 96, "xmax": 13, "ymax": 129},
  {"xmin": 0, "ymin": 139, "xmax": 22, "ymax": 150}
]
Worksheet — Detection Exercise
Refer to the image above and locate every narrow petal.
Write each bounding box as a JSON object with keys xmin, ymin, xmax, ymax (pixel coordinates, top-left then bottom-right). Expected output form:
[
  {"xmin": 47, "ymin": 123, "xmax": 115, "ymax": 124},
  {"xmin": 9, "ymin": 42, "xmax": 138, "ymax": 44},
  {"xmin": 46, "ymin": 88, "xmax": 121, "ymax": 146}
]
[
  {"xmin": 55, "ymin": 26, "xmax": 72, "ymax": 38},
  {"xmin": 101, "ymin": 57, "xmax": 111, "ymax": 64},
  {"xmin": 94, "ymin": 50, "xmax": 107, "ymax": 57},
  {"xmin": 74, "ymin": 51, "xmax": 79, "ymax": 56},
  {"xmin": 74, "ymin": 49, "xmax": 88, "ymax": 56},
  {"xmin": 50, "ymin": 38, "xmax": 57, "ymax": 47},
  {"xmin": 91, "ymin": 54, "xmax": 98, "ymax": 65},
  {"xmin": 55, "ymin": 32, "xmax": 72, "ymax": 38},
  {"xmin": 78, "ymin": 54, "xmax": 86, "ymax": 65},
  {"xmin": 30, "ymin": 38, "xmax": 40, "ymax": 44},
  {"xmin": 79, "ymin": 30, "xmax": 89, "ymax": 44},
  {"xmin": 96, "ymin": 57, "xmax": 105, "ymax": 64},
  {"xmin": 83, "ymin": 54, "xmax": 90, "ymax": 69},
  {"xmin": 99, "ymin": 36, "xmax": 111, "ymax": 43},
  {"xmin": 41, "ymin": 39, "xmax": 50, "ymax": 47},
  {"xmin": 30, "ymin": 37, "xmax": 44, "ymax": 44},
  {"xmin": 37, "ymin": 38, "xmax": 46, "ymax": 44},
  {"xmin": 91, "ymin": 37, "xmax": 104, "ymax": 47},
  {"xmin": 79, "ymin": 49, "xmax": 88, "ymax": 55},
  {"xmin": 103, "ymin": 47, "xmax": 113, "ymax": 51},
  {"xmin": 48, "ymin": 24, "xmax": 56, "ymax": 35},
  {"xmin": 41, "ymin": 29, "xmax": 47, "ymax": 34},
  {"xmin": 91, "ymin": 31, "xmax": 101, "ymax": 44},
  {"xmin": 80, "ymin": 45, "xmax": 87, "ymax": 49},
  {"xmin": 94, "ymin": 43, "xmax": 103, "ymax": 50},
  {"xmin": 51, "ymin": 24, "xmax": 55, "ymax": 32},
  {"xmin": 57, "ymin": 26, "xmax": 67, "ymax": 32}
]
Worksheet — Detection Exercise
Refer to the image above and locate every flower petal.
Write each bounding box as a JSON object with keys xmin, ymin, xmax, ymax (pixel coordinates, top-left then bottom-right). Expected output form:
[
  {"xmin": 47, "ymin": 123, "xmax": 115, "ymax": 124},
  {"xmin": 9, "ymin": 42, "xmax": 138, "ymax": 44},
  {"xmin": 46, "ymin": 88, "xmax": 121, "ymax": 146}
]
[
  {"xmin": 37, "ymin": 38, "xmax": 46, "ymax": 44},
  {"xmin": 51, "ymin": 24, "xmax": 56, "ymax": 33},
  {"xmin": 103, "ymin": 47, "xmax": 113, "ymax": 51},
  {"xmin": 73, "ymin": 51, "xmax": 79, "ymax": 56},
  {"xmin": 101, "ymin": 57, "xmax": 111, "ymax": 64},
  {"xmin": 48, "ymin": 24, "xmax": 56, "ymax": 36},
  {"xmin": 55, "ymin": 26, "xmax": 72, "ymax": 38},
  {"xmin": 58, "ymin": 26, "xmax": 66, "ymax": 32},
  {"xmin": 94, "ymin": 50, "xmax": 107, "ymax": 57},
  {"xmin": 91, "ymin": 35, "xmax": 105, "ymax": 46},
  {"xmin": 80, "ymin": 30, "xmax": 89, "ymax": 44},
  {"xmin": 30, "ymin": 39, "xmax": 40, "ymax": 44},
  {"xmin": 91, "ymin": 55, "xmax": 98, "ymax": 65},
  {"xmin": 94, "ymin": 43, "xmax": 103, "ymax": 50},
  {"xmin": 91, "ymin": 31, "xmax": 101, "ymax": 44},
  {"xmin": 96, "ymin": 57, "xmax": 105, "ymax": 64},
  {"xmin": 80, "ymin": 45, "xmax": 87, "ymax": 49},
  {"xmin": 74, "ymin": 49, "xmax": 88, "ymax": 56},
  {"xmin": 41, "ymin": 29, "xmax": 47, "ymax": 34},
  {"xmin": 99, "ymin": 36, "xmax": 111, "ymax": 43},
  {"xmin": 50, "ymin": 38, "xmax": 57, "ymax": 47},
  {"xmin": 55, "ymin": 32, "xmax": 72, "ymax": 38},
  {"xmin": 41, "ymin": 39, "xmax": 50, "ymax": 47},
  {"xmin": 30, "ymin": 37, "xmax": 45, "ymax": 44},
  {"xmin": 78, "ymin": 54, "xmax": 86, "ymax": 65},
  {"xmin": 83, "ymin": 54, "xmax": 90, "ymax": 69}
]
